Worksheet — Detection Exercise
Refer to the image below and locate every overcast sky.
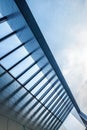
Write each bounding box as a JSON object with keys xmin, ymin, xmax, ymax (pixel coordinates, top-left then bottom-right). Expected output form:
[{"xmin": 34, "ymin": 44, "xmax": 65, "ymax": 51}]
[
  {"xmin": 26, "ymin": 0, "xmax": 87, "ymax": 114},
  {"xmin": 26, "ymin": 0, "xmax": 87, "ymax": 129}
]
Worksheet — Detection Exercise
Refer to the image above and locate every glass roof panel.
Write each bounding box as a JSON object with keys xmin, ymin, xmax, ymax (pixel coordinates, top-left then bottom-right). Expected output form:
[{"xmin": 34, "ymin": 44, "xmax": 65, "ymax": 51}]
[{"xmin": 0, "ymin": 0, "xmax": 78, "ymax": 130}]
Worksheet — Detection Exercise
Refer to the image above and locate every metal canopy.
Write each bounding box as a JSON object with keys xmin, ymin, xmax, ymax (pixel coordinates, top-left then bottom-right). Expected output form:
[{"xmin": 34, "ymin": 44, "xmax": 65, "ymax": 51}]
[{"xmin": 0, "ymin": 0, "xmax": 87, "ymax": 130}]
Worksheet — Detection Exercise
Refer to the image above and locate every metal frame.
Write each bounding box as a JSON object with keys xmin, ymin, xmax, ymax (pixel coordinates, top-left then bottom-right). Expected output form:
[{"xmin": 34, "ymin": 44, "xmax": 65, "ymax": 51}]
[
  {"xmin": 14, "ymin": 0, "xmax": 80, "ymax": 112},
  {"xmin": 14, "ymin": 0, "xmax": 87, "ymax": 128}
]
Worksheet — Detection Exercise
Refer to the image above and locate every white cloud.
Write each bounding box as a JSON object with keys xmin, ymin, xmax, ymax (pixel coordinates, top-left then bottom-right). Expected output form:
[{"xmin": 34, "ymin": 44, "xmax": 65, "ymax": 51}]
[
  {"xmin": 27, "ymin": 0, "xmax": 87, "ymax": 116},
  {"xmin": 61, "ymin": 26, "xmax": 87, "ymax": 113}
]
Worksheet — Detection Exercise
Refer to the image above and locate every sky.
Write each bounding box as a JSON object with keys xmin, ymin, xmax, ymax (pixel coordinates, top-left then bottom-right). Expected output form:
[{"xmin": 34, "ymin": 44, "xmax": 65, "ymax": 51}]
[
  {"xmin": 26, "ymin": 0, "xmax": 87, "ymax": 129},
  {"xmin": 26, "ymin": 0, "xmax": 87, "ymax": 115}
]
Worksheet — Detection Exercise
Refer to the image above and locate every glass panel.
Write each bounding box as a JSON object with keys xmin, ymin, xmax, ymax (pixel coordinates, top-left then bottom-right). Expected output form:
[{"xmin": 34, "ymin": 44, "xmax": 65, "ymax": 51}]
[
  {"xmin": 31, "ymin": 71, "xmax": 55, "ymax": 95},
  {"xmin": 0, "ymin": 73, "xmax": 13, "ymax": 88},
  {"xmin": 18, "ymin": 64, "xmax": 39, "ymax": 84},
  {"xmin": 0, "ymin": 21, "xmax": 12, "ymax": 39},
  {"xmin": 0, "ymin": 66, "xmax": 5, "ymax": 74},
  {"xmin": 10, "ymin": 56, "xmax": 34, "ymax": 77},
  {"xmin": 39, "ymin": 77, "xmax": 58, "ymax": 102},
  {"xmin": 1, "ymin": 47, "xmax": 28, "ymax": 69},
  {"xmin": 0, "ymin": 35, "xmax": 22, "ymax": 58},
  {"xmin": 45, "ymin": 86, "xmax": 61, "ymax": 108},
  {"xmin": 0, "ymin": 1, "xmax": 75, "ymax": 130}
]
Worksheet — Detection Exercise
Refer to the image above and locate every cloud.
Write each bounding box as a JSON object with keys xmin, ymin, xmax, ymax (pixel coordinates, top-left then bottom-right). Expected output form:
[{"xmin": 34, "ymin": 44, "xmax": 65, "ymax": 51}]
[{"xmin": 27, "ymin": 0, "xmax": 87, "ymax": 114}]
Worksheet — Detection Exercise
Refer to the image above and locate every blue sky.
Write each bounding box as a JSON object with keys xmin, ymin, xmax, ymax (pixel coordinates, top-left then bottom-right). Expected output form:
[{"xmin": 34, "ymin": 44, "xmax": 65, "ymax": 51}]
[
  {"xmin": 26, "ymin": 0, "xmax": 87, "ymax": 129},
  {"xmin": 26, "ymin": 0, "xmax": 87, "ymax": 116}
]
